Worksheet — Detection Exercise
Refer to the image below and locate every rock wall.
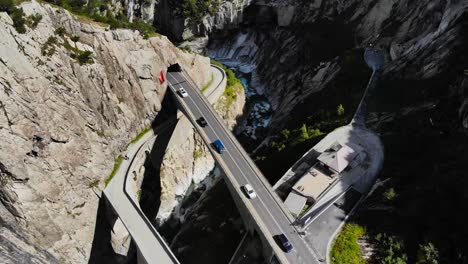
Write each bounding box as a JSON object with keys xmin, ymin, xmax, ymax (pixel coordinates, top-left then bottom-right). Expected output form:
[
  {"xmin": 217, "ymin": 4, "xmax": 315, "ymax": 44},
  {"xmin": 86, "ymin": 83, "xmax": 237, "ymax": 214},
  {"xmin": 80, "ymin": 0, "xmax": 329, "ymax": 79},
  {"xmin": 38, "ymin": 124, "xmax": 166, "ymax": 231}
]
[
  {"xmin": 208, "ymin": 0, "xmax": 468, "ymax": 144},
  {"xmin": 154, "ymin": 0, "xmax": 252, "ymax": 42},
  {"xmin": 0, "ymin": 1, "xmax": 210, "ymax": 263}
]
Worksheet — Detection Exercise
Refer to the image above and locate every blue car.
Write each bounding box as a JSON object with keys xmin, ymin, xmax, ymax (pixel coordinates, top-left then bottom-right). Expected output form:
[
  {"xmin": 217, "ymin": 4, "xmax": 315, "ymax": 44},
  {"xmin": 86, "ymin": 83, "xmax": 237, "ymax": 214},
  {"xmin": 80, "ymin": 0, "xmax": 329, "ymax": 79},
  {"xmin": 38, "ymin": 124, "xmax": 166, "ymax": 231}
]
[{"xmin": 214, "ymin": 139, "xmax": 225, "ymax": 154}]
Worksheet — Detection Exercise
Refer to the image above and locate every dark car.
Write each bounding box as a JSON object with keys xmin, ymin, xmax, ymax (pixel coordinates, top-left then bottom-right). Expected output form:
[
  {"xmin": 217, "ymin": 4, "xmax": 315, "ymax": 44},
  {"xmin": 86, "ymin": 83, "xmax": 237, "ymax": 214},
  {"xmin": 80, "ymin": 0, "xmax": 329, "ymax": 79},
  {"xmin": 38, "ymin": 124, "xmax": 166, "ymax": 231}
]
[
  {"xmin": 274, "ymin": 234, "xmax": 293, "ymax": 253},
  {"xmin": 197, "ymin": 117, "xmax": 207, "ymax": 127},
  {"xmin": 213, "ymin": 139, "xmax": 225, "ymax": 154}
]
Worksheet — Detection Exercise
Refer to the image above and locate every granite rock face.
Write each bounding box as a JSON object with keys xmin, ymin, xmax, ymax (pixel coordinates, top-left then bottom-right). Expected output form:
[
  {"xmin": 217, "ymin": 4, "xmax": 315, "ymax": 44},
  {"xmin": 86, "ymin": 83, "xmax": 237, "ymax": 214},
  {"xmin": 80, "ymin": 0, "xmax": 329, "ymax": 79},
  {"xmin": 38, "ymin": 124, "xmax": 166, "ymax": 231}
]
[
  {"xmin": 208, "ymin": 0, "xmax": 468, "ymax": 142},
  {"xmin": 0, "ymin": 1, "xmax": 210, "ymax": 263}
]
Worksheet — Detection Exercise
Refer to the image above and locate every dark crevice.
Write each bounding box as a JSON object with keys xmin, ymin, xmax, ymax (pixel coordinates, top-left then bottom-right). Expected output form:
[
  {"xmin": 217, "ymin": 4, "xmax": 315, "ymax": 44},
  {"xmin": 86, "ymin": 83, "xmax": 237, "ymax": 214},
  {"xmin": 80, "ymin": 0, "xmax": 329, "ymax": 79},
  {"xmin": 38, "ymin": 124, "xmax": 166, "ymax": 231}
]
[{"xmin": 50, "ymin": 137, "xmax": 68, "ymax": 144}]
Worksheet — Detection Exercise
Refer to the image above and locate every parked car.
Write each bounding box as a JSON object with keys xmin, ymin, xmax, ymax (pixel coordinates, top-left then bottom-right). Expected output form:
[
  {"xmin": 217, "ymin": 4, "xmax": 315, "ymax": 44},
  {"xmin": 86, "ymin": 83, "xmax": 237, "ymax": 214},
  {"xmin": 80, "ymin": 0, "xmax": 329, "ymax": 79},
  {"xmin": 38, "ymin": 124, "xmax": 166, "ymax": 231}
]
[
  {"xmin": 178, "ymin": 88, "xmax": 188, "ymax": 98},
  {"xmin": 274, "ymin": 234, "xmax": 293, "ymax": 253},
  {"xmin": 213, "ymin": 139, "xmax": 225, "ymax": 154},
  {"xmin": 197, "ymin": 117, "xmax": 207, "ymax": 127},
  {"xmin": 242, "ymin": 184, "xmax": 257, "ymax": 199}
]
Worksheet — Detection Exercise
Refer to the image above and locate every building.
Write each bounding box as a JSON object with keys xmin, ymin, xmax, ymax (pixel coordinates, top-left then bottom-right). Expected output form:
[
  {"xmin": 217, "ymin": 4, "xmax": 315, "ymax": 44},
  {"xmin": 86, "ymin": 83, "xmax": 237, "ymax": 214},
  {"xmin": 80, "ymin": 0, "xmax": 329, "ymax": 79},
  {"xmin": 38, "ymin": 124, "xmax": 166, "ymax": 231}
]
[
  {"xmin": 284, "ymin": 141, "xmax": 363, "ymax": 218},
  {"xmin": 317, "ymin": 142, "xmax": 361, "ymax": 174}
]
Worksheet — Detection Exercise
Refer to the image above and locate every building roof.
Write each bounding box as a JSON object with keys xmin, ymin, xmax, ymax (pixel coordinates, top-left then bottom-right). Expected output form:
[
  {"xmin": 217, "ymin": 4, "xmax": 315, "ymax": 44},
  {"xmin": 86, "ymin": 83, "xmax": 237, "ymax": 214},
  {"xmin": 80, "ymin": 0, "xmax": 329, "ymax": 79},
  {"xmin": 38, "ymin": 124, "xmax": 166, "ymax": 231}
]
[
  {"xmin": 292, "ymin": 167, "xmax": 336, "ymax": 202},
  {"xmin": 284, "ymin": 191, "xmax": 307, "ymax": 218},
  {"xmin": 317, "ymin": 142, "xmax": 358, "ymax": 173}
]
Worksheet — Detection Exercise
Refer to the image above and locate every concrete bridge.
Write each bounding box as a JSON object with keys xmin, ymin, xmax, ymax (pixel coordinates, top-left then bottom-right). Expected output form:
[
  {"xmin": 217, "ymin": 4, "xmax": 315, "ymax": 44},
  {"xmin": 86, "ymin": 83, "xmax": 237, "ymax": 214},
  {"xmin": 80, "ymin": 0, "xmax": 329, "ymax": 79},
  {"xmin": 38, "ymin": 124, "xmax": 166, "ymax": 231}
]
[
  {"xmin": 102, "ymin": 48, "xmax": 385, "ymax": 264},
  {"xmin": 166, "ymin": 67, "xmax": 320, "ymax": 264}
]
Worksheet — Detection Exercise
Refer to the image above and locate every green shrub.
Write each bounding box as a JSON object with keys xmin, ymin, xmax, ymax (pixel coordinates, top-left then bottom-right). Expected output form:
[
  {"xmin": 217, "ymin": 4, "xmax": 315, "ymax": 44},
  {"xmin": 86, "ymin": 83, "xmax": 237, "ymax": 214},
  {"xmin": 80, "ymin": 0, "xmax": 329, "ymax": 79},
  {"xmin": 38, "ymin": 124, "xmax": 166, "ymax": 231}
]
[
  {"xmin": 374, "ymin": 233, "xmax": 408, "ymax": 264},
  {"xmin": 331, "ymin": 223, "xmax": 367, "ymax": 264},
  {"xmin": 41, "ymin": 36, "xmax": 58, "ymax": 56},
  {"xmin": 26, "ymin": 13, "xmax": 42, "ymax": 29},
  {"xmin": 178, "ymin": 0, "xmax": 220, "ymax": 26},
  {"xmin": 76, "ymin": 50, "xmax": 93, "ymax": 65},
  {"xmin": 383, "ymin": 187, "xmax": 397, "ymax": 201},
  {"xmin": 11, "ymin": 7, "xmax": 26, "ymax": 33},
  {"xmin": 0, "ymin": 0, "xmax": 14, "ymax": 12},
  {"xmin": 337, "ymin": 103, "xmax": 345, "ymax": 116},
  {"xmin": 416, "ymin": 243, "xmax": 438, "ymax": 264},
  {"xmin": 70, "ymin": 35, "xmax": 80, "ymax": 43},
  {"xmin": 54, "ymin": 26, "xmax": 66, "ymax": 36}
]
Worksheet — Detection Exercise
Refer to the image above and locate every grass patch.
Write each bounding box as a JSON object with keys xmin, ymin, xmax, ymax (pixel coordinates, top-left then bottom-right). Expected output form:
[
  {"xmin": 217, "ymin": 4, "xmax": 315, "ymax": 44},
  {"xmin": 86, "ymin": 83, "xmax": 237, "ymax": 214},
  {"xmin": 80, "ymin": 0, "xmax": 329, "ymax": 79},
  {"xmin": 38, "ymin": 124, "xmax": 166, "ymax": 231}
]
[
  {"xmin": 129, "ymin": 127, "xmax": 152, "ymax": 145},
  {"xmin": 193, "ymin": 149, "xmax": 203, "ymax": 159},
  {"xmin": 201, "ymin": 74, "xmax": 214, "ymax": 93},
  {"xmin": 145, "ymin": 32, "xmax": 162, "ymax": 38},
  {"xmin": 331, "ymin": 223, "xmax": 367, "ymax": 264},
  {"xmin": 104, "ymin": 155, "xmax": 123, "ymax": 186},
  {"xmin": 211, "ymin": 59, "xmax": 242, "ymax": 108}
]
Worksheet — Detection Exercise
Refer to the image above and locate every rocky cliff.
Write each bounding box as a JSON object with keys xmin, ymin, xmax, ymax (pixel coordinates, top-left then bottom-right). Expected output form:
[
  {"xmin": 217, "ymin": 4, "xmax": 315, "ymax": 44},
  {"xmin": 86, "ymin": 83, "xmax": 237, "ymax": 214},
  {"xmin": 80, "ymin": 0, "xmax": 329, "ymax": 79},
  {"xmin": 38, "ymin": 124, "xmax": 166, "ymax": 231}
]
[
  {"xmin": 208, "ymin": 0, "xmax": 468, "ymax": 143},
  {"xmin": 0, "ymin": 1, "xmax": 211, "ymax": 263},
  {"xmin": 158, "ymin": 0, "xmax": 468, "ymax": 262}
]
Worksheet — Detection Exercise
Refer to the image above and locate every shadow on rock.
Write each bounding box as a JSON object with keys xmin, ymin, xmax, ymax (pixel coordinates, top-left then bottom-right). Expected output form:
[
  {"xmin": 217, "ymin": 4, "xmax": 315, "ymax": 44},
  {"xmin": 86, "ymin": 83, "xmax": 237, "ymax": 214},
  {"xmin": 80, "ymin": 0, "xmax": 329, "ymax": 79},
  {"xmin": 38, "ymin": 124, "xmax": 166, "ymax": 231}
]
[
  {"xmin": 87, "ymin": 195, "xmax": 131, "ymax": 264},
  {"xmin": 140, "ymin": 90, "xmax": 179, "ymax": 226}
]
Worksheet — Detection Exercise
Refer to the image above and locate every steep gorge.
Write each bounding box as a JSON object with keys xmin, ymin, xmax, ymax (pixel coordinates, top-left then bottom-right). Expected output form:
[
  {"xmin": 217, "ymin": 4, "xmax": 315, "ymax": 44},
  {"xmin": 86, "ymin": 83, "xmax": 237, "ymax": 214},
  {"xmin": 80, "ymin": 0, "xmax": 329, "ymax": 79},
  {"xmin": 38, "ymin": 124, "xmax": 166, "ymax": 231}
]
[
  {"xmin": 0, "ymin": 1, "xmax": 215, "ymax": 262},
  {"xmin": 159, "ymin": 0, "xmax": 468, "ymax": 263},
  {"xmin": 1, "ymin": 0, "xmax": 468, "ymax": 263}
]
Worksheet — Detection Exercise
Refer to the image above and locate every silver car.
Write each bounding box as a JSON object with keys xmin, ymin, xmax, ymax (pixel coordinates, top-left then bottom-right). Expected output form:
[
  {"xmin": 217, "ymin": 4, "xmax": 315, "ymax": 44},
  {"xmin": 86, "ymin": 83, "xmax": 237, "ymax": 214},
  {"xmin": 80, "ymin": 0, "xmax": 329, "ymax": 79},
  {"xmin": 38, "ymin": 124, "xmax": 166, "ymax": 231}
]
[
  {"xmin": 178, "ymin": 88, "xmax": 189, "ymax": 98},
  {"xmin": 242, "ymin": 184, "xmax": 257, "ymax": 199}
]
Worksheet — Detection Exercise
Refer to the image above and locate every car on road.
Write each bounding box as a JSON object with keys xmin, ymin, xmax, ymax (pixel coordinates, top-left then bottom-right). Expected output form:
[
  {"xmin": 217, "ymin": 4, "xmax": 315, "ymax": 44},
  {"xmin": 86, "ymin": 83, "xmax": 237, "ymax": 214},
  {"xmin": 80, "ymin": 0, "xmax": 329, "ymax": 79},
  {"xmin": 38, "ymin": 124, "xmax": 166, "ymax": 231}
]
[
  {"xmin": 197, "ymin": 117, "xmax": 207, "ymax": 127},
  {"xmin": 213, "ymin": 139, "xmax": 225, "ymax": 154},
  {"xmin": 242, "ymin": 184, "xmax": 257, "ymax": 199},
  {"xmin": 274, "ymin": 234, "xmax": 293, "ymax": 253},
  {"xmin": 178, "ymin": 88, "xmax": 189, "ymax": 98}
]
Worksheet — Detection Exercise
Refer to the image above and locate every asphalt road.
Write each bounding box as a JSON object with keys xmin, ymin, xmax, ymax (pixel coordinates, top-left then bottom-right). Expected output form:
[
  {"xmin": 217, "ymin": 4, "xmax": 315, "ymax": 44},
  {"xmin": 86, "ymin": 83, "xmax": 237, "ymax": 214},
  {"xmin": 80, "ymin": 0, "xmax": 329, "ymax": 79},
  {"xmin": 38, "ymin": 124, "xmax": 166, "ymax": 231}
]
[
  {"xmin": 104, "ymin": 122, "xmax": 179, "ymax": 264},
  {"xmin": 167, "ymin": 71, "xmax": 320, "ymax": 264}
]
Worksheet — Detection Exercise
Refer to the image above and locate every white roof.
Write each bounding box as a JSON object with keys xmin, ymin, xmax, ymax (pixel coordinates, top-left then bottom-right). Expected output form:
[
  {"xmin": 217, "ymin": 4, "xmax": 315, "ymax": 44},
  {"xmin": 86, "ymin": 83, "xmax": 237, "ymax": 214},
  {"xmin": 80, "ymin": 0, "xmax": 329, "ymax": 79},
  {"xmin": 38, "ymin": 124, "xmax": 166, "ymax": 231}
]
[
  {"xmin": 317, "ymin": 142, "xmax": 358, "ymax": 173},
  {"xmin": 284, "ymin": 192, "xmax": 307, "ymax": 217}
]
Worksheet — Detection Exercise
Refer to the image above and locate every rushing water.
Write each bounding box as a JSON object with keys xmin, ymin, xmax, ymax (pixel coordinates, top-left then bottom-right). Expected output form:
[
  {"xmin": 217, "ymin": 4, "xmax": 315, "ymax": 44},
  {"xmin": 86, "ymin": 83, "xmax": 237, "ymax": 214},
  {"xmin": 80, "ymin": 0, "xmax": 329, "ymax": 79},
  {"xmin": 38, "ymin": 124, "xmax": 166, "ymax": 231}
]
[{"xmin": 238, "ymin": 76, "xmax": 272, "ymax": 140}]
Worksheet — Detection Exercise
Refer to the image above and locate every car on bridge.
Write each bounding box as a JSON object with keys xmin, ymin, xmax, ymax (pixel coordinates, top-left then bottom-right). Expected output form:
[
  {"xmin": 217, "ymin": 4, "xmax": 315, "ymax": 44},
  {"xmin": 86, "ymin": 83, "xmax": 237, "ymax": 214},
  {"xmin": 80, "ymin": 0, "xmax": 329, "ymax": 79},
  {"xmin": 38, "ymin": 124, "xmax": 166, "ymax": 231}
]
[
  {"xmin": 178, "ymin": 88, "xmax": 189, "ymax": 98},
  {"xmin": 242, "ymin": 184, "xmax": 257, "ymax": 199},
  {"xmin": 274, "ymin": 234, "xmax": 293, "ymax": 253},
  {"xmin": 213, "ymin": 139, "xmax": 225, "ymax": 154},
  {"xmin": 197, "ymin": 117, "xmax": 207, "ymax": 127}
]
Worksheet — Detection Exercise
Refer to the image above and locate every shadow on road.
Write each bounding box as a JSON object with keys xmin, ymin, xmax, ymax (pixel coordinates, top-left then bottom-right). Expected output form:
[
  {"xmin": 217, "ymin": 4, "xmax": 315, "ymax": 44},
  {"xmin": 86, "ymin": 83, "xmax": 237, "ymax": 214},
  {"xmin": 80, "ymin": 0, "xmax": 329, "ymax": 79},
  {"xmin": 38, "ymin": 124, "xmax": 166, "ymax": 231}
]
[{"xmin": 87, "ymin": 195, "xmax": 133, "ymax": 264}]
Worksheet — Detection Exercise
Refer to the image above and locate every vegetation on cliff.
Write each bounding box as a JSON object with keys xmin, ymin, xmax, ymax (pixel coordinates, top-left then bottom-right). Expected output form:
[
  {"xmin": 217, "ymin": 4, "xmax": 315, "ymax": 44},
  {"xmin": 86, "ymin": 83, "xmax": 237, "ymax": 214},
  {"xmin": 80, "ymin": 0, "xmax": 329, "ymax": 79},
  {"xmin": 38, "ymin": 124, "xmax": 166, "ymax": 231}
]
[
  {"xmin": 1, "ymin": 0, "xmax": 42, "ymax": 33},
  {"xmin": 211, "ymin": 59, "xmax": 243, "ymax": 109},
  {"xmin": 41, "ymin": 0, "xmax": 158, "ymax": 38},
  {"xmin": 175, "ymin": 0, "xmax": 220, "ymax": 26}
]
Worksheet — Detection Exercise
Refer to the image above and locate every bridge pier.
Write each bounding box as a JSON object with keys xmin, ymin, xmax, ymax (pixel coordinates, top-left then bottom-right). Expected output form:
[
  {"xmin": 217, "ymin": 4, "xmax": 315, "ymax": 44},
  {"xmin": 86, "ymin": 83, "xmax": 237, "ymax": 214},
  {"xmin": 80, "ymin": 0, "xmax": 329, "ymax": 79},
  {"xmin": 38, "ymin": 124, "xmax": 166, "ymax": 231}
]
[{"xmin": 222, "ymin": 175, "xmax": 278, "ymax": 263}]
